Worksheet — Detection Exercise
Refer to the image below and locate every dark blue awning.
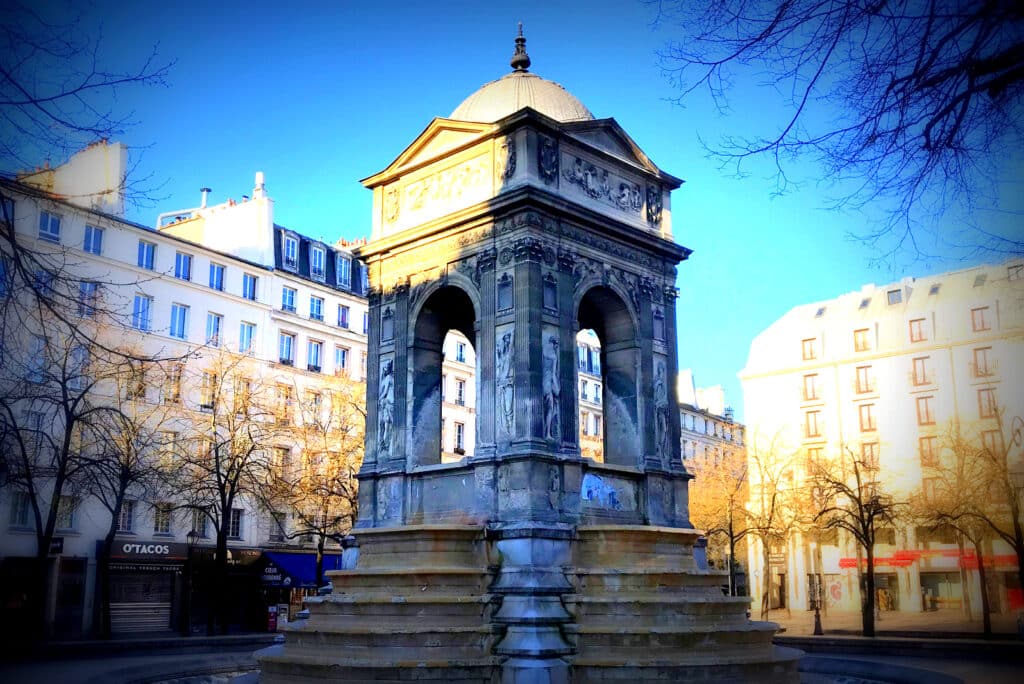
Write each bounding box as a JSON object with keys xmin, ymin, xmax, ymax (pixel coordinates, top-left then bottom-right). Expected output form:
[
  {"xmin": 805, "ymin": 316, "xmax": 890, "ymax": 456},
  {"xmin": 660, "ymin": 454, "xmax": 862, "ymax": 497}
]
[{"xmin": 262, "ymin": 552, "xmax": 343, "ymax": 588}]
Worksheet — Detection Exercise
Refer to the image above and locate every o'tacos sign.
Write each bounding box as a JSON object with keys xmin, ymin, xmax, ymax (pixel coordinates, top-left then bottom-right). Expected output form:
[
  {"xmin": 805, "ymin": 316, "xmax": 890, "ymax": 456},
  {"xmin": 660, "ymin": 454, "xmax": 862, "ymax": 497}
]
[{"xmin": 112, "ymin": 540, "xmax": 188, "ymax": 560}]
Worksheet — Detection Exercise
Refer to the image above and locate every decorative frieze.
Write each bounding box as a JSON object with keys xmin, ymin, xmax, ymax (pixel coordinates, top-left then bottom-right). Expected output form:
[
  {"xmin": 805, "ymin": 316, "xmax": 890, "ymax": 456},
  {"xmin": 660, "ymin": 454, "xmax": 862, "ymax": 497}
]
[
  {"xmin": 563, "ymin": 155, "xmax": 642, "ymax": 216},
  {"xmin": 406, "ymin": 154, "xmax": 489, "ymax": 213}
]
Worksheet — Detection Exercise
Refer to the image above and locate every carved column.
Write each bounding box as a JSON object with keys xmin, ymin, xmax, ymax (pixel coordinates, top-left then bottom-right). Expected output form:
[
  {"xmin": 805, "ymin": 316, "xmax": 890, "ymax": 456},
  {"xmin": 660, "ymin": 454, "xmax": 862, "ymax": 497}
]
[
  {"xmin": 475, "ymin": 248, "xmax": 498, "ymax": 458},
  {"xmin": 511, "ymin": 235, "xmax": 548, "ymax": 454}
]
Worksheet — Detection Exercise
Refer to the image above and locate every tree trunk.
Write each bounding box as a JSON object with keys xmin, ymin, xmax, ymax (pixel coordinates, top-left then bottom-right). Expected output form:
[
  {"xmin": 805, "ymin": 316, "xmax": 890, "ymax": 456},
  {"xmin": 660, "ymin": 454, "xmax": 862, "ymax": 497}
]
[
  {"xmin": 316, "ymin": 537, "xmax": 325, "ymax": 589},
  {"xmin": 761, "ymin": 538, "xmax": 771, "ymax": 620},
  {"xmin": 974, "ymin": 537, "xmax": 992, "ymax": 638},
  {"xmin": 956, "ymin": 534, "xmax": 972, "ymax": 619},
  {"xmin": 862, "ymin": 546, "xmax": 876, "ymax": 637},
  {"xmin": 214, "ymin": 529, "xmax": 229, "ymax": 635},
  {"xmin": 728, "ymin": 532, "xmax": 737, "ymax": 597}
]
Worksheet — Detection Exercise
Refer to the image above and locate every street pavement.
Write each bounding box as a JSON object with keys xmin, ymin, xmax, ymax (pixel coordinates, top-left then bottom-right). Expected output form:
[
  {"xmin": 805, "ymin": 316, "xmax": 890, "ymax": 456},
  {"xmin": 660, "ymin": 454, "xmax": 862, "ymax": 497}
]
[{"xmin": 763, "ymin": 605, "xmax": 1020, "ymax": 637}]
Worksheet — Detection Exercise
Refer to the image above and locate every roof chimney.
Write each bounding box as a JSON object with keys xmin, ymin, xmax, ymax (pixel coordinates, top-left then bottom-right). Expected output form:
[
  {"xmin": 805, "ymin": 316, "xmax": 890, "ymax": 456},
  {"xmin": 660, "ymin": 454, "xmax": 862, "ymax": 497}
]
[
  {"xmin": 253, "ymin": 171, "xmax": 266, "ymax": 199},
  {"xmin": 200, "ymin": 187, "xmax": 211, "ymax": 208}
]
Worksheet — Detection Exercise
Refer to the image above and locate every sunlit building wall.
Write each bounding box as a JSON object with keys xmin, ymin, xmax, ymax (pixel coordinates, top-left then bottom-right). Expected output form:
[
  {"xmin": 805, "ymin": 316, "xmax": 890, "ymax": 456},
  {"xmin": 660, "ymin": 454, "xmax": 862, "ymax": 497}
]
[{"xmin": 741, "ymin": 261, "xmax": 1024, "ymax": 615}]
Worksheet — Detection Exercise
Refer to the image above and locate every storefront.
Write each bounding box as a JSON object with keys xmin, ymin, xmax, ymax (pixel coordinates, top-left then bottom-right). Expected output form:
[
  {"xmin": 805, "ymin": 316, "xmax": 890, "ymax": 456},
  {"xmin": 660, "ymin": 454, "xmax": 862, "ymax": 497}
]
[
  {"xmin": 189, "ymin": 545, "xmax": 264, "ymax": 633},
  {"xmin": 105, "ymin": 540, "xmax": 187, "ymax": 634},
  {"xmin": 260, "ymin": 551, "xmax": 343, "ymax": 624}
]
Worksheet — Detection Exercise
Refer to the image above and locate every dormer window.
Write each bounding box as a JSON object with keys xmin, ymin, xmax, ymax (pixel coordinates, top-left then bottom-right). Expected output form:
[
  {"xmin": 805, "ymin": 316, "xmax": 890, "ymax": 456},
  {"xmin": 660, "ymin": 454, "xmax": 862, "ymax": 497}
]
[
  {"xmin": 283, "ymin": 235, "xmax": 298, "ymax": 271},
  {"xmin": 359, "ymin": 265, "xmax": 369, "ymax": 295},
  {"xmin": 336, "ymin": 255, "xmax": 351, "ymax": 288},
  {"xmin": 311, "ymin": 246, "xmax": 326, "ymax": 281}
]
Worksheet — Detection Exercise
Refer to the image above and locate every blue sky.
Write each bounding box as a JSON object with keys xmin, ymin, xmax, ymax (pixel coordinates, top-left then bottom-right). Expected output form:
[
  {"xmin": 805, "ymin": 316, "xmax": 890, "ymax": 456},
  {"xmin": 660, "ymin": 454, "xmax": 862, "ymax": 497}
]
[{"xmin": 23, "ymin": 0, "xmax": 1023, "ymax": 420}]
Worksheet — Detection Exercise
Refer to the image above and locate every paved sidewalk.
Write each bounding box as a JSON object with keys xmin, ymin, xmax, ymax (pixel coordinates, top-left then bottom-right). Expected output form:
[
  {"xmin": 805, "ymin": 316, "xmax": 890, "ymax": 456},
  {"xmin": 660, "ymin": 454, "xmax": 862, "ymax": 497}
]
[{"xmin": 763, "ymin": 606, "xmax": 1021, "ymax": 637}]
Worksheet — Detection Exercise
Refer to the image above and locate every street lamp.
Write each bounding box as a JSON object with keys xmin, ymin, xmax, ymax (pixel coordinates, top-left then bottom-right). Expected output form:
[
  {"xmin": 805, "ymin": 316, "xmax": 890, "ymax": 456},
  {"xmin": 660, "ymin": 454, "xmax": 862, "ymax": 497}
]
[
  {"xmin": 811, "ymin": 485, "xmax": 825, "ymax": 636},
  {"xmin": 184, "ymin": 529, "xmax": 199, "ymax": 636}
]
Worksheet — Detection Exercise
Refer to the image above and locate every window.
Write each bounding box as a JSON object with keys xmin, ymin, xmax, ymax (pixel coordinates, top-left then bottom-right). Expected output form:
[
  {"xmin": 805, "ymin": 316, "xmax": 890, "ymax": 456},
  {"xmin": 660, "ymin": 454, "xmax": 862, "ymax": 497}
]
[
  {"xmin": 206, "ymin": 312, "xmax": 223, "ymax": 346},
  {"xmin": 279, "ymin": 332, "xmax": 295, "ymax": 365},
  {"xmin": 174, "ymin": 252, "xmax": 192, "ymax": 281},
  {"xmin": 197, "ymin": 437, "xmax": 212, "ymax": 461},
  {"xmin": 971, "ymin": 306, "xmax": 991, "ymax": 332},
  {"xmin": 455, "ymin": 342, "xmax": 466, "ymax": 363},
  {"xmin": 805, "ymin": 410, "xmax": 821, "ymax": 438},
  {"xmin": 593, "ymin": 384, "xmax": 601, "ymax": 404},
  {"xmin": 853, "ymin": 328, "xmax": 870, "ymax": 352},
  {"xmin": 578, "ymin": 345, "xmax": 587, "ymax": 370},
  {"xmin": 916, "ymin": 396, "xmax": 935, "ymax": 425},
  {"xmin": 455, "ymin": 422, "xmax": 465, "ymax": 452},
  {"xmin": 282, "ymin": 287, "xmax": 296, "ymax": 312},
  {"xmin": 283, "ymin": 236, "xmax": 298, "ymax": 269},
  {"xmin": 38, "ymin": 210, "xmax": 61, "ymax": 242},
  {"xmin": 981, "ymin": 429, "xmax": 1003, "ymax": 456},
  {"xmin": 859, "ymin": 297, "xmax": 871, "ymax": 309},
  {"xmin": 861, "ymin": 442, "xmax": 879, "ymax": 469},
  {"xmin": 272, "ymin": 447, "xmax": 290, "ymax": 476},
  {"xmin": 801, "ymin": 338, "xmax": 817, "ymax": 361},
  {"xmin": 191, "ymin": 509, "xmax": 208, "ymax": 538},
  {"xmin": 9, "ymin": 491, "xmax": 31, "ymax": 529},
  {"xmin": 978, "ymin": 387, "xmax": 997, "ymax": 418},
  {"xmin": 27, "ymin": 335, "xmax": 46, "ymax": 383},
  {"xmin": 922, "ymin": 477, "xmax": 939, "ymax": 502},
  {"xmin": 802, "ymin": 373, "xmax": 819, "ymax": 401},
  {"xmin": 78, "ymin": 281, "xmax": 98, "ymax": 317},
  {"xmin": 909, "ymin": 318, "xmax": 926, "ymax": 342},
  {"xmin": 164, "ymin": 363, "xmax": 183, "ymax": 404},
  {"xmin": 158, "ymin": 432, "xmax": 177, "ymax": 468},
  {"xmin": 360, "ymin": 266, "xmax": 369, "ymax": 295},
  {"xmin": 855, "ymin": 365, "xmax": 874, "ymax": 394},
  {"xmin": 308, "ymin": 339, "xmax": 323, "ymax": 372},
  {"xmin": 116, "ymin": 500, "xmax": 135, "ymax": 532},
  {"xmin": 973, "ymin": 347, "xmax": 992, "ymax": 377},
  {"xmin": 310, "ymin": 296, "xmax": 324, "ymax": 321},
  {"xmin": 169, "ymin": 303, "xmax": 189, "ymax": 339},
  {"xmin": 137, "ymin": 241, "xmax": 155, "ymax": 270},
  {"xmin": 441, "ymin": 374, "xmax": 447, "ymax": 401},
  {"xmin": 56, "ymin": 496, "xmax": 78, "ymax": 531},
  {"xmin": 229, "ymin": 508, "xmax": 243, "ymax": 539},
  {"xmin": 456, "ymin": 379, "xmax": 466, "ymax": 406},
  {"xmin": 887, "ymin": 289, "xmax": 902, "ymax": 305},
  {"xmin": 362, "ymin": 311, "xmax": 370, "ymax": 334},
  {"xmin": 337, "ymin": 255, "xmax": 351, "ymax": 287},
  {"xmin": 233, "ymin": 377, "xmax": 252, "ymax": 415},
  {"xmin": 239, "ymin": 322, "xmax": 256, "ymax": 353},
  {"xmin": 1009, "ymin": 264, "xmax": 1023, "ymax": 281},
  {"xmin": 360, "ymin": 351, "xmax": 367, "ymax": 379},
  {"xmin": 581, "ymin": 411, "xmax": 591, "ymax": 436},
  {"xmin": 337, "ymin": 304, "xmax": 350, "ymax": 328},
  {"xmin": 912, "ymin": 356, "xmax": 931, "ymax": 386},
  {"xmin": 83, "ymin": 225, "xmax": 103, "ymax": 254},
  {"xmin": 208, "ymin": 263, "xmax": 225, "ymax": 291},
  {"xmin": 311, "ymin": 246, "xmax": 326, "ymax": 280},
  {"xmin": 242, "ymin": 273, "xmax": 257, "ymax": 300},
  {"xmin": 591, "ymin": 413, "xmax": 601, "ymax": 436},
  {"xmin": 153, "ymin": 503, "xmax": 172, "ymax": 535},
  {"xmin": 277, "ymin": 385, "xmax": 294, "ymax": 425},
  {"xmin": 858, "ymin": 403, "xmax": 876, "ymax": 432},
  {"xmin": 974, "ymin": 274, "xmax": 987, "ymax": 287},
  {"xmin": 335, "ymin": 346, "xmax": 349, "ymax": 372},
  {"xmin": 919, "ymin": 436, "xmax": 938, "ymax": 467},
  {"xmin": 200, "ymin": 372, "xmax": 217, "ymax": 410},
  {"xmin": 69, "ymin": 345, "xmax": 90, "ymax": 390},
  {"xmin": 132, "ymin": 295, "xmax": 152, "ymax": 331},
  {"xmin": 814, "ymin": 306, "xmax": 826, "ymax": 318},
  {"xmin": 126, "ymin": 364, "xmax": 147, "ymax": 400},
  {"xmin": 581, "ymin": 380, "xmax": 589, "ymax": 401},
  {"xmin": 270, "ymin": 512, "xmax": 286, "ymax": 542}
]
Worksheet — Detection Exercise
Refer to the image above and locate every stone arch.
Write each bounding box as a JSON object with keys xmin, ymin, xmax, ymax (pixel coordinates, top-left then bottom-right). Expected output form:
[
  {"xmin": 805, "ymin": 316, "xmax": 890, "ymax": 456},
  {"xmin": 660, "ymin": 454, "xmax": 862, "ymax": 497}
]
[
  {"xmin": 408, "ymin": 283, "xmax": 478, "ymax": 467},
  {"xmin": 576, "ymin": 284, "xmax": 640, "ymax": 467}
]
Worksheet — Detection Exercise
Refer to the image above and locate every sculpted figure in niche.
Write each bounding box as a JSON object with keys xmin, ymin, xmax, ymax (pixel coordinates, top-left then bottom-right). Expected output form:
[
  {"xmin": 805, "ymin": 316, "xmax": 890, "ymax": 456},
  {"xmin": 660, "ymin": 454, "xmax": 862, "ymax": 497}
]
[
  {"xmin": 646, "ymin": 184, "xmax": 663, "ymax": 225},
  {"xmin": 654, "ymin": 361, "xmax": 669, "ymax": 457},
  {"xmin": 538, "ymin": 136, "xmax": 558, "ymax": 184},
  {"xmin": 497, "ymin": 136, "xmax": 516, "ymax": 182},
  {"xmin": 542, "ymin": 334, "xmax": 560, "ymax": 440},
  {"xmin": 378, "ymin": 358, "xmax": 395, "ymax": 457},
  {"xmin": 496, "ymin": 330, "xmax": 515, "ymax": 435}
]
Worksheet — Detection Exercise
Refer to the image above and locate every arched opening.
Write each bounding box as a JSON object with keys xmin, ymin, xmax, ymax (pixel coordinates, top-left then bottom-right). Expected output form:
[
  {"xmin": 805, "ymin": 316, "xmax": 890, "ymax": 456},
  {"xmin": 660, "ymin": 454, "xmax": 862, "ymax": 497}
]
[
  {"xmin": 576, "ymin": 328, "xmax": 603, "ymax": 462},
  {"xmin": 410, "ymin": 285, "xmax": 477, "ymax": 466},
  {"xmin": 577, "ymin": 286, "xmax": 639, "ymax": 467}
]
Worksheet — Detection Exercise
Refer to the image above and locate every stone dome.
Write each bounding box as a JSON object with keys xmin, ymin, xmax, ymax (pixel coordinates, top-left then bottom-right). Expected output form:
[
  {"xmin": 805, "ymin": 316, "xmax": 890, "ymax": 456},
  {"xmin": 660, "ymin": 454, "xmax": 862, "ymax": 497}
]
[
  {"xmin": 450, "ymin": 70, "xmax": 594, "ymax": 123},
  {"xmin": 450, "ymin": 26, "xmax": 593, "ymax": 124}
]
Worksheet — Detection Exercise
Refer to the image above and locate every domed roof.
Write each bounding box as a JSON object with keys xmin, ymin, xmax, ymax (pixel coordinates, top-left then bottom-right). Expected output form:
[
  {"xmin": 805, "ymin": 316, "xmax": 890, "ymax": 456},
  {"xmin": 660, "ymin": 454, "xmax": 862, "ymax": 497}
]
[{"xmin": 450, "ymin": 26, "xmax": 594, "ymax": 124}]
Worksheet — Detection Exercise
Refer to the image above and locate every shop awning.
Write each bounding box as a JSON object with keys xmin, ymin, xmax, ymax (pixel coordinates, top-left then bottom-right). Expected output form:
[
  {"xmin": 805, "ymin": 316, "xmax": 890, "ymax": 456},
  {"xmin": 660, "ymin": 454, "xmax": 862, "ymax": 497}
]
[{"xmin": 263, "ymin": 552, "xmax": 343, "ymax": 588}]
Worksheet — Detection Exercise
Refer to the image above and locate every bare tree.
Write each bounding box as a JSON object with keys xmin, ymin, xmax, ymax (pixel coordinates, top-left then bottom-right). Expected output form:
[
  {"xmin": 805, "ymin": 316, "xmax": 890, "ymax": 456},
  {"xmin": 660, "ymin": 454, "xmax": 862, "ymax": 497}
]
[
  {"xmin": 745, "ymin": 430, "xmax": 800, "ymax": 619},
  {"xmin": 807, "ymin": 445, "xmax": 902, "ymax": 637},
  {"xmin": 83, "ymin": 357, "xmax": 177, "ymax": 638},
  {"xmin": 164, "ymin": 349, "xmax": 286, "ymax": 635},
  {"xmin": 0, "ymin": 1, "xmax": 171, "ymax": 174},
  {"xmin": 652, "ymin": 0, "xmax": 1024, "ymax": 258},
  {"xmin": 687, "ymin": 443, "xmax": 749, "ymax": 595},
  {"xmin": 267, "ymin": 373, "xmax": 365, "ymax": 587}
]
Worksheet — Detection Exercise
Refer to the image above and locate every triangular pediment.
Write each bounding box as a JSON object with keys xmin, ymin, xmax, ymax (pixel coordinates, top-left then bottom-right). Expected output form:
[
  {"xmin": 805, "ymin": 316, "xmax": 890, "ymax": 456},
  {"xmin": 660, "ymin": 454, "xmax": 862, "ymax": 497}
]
[
  {"xmin": 563, "ymin": 118, "xmax": 682, "ymax": 187},
  {"xmin": 363, "ymin": 118, "xmax": 495, "ymax": 187}
]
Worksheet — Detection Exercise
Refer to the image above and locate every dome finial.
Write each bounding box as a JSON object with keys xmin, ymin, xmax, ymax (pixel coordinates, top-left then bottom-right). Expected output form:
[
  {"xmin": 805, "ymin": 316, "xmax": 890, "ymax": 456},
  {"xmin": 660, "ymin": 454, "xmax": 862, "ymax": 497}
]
[{"xmin": 510, "ymin": 22, "xmax": 531, "ymax": 72}]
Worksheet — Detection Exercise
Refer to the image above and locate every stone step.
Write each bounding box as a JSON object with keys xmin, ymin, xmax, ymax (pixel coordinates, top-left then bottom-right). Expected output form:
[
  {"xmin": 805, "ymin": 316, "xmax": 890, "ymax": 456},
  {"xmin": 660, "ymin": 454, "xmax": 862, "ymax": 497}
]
[
  {"xmin": 307, "ymin": 595, "xmax": 495, "ymax": 626},
  {"xmin": 571, "ymin": 646, "xmax": 802, "ymax": 684},
  {"xmin": 325, "ymin": 567, "xmax": 493, "ymax": 596},
  {"xmin": 567, "ymin": 594, "xmax": 752, "ymax": 625},
  {"xmin": 259, "ymin": 651, "xmax": 498, "ymax": 684},
  {"xmin": 283, "ymin": 623, "xmax": 499, "ymax": 660},
  {"xmin": 568, "ymin": 620, "xmax": 780, "ymax": 660},
  {"xmin": 571, "ymin": 569, "xmax": 728, "ymax": 594}
]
